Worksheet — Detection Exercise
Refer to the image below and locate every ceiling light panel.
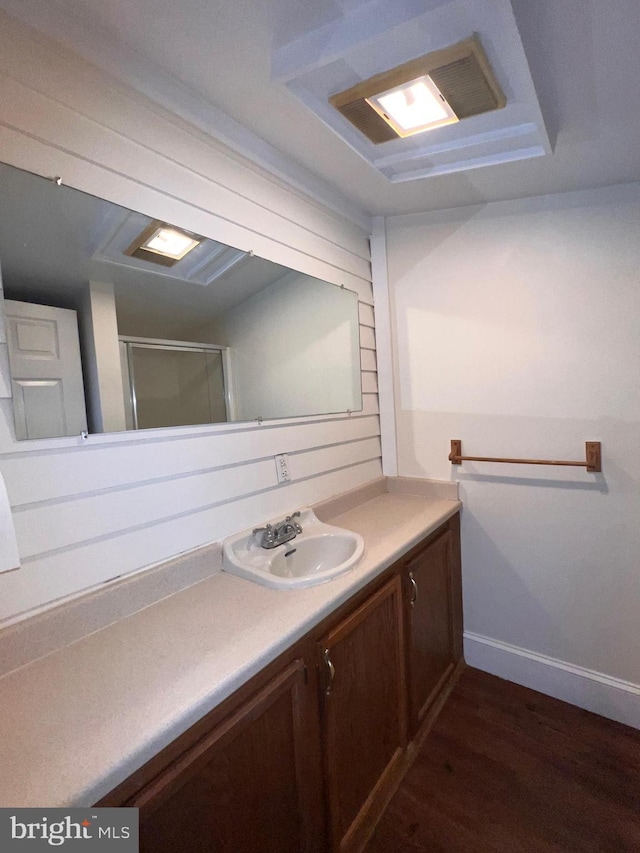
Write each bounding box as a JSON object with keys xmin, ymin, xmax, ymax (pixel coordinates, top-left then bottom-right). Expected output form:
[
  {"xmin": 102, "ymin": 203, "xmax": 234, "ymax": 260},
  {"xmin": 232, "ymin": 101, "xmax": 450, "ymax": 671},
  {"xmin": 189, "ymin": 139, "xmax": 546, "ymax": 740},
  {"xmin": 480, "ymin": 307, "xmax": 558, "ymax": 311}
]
[
  {"xmin": 124, "ymin": 220, "xmax": 203, "ymax": 267},
  {"xmin": 330, "ymin": 36, "xmax": 505, "ymax": 145},
  {"xmin": 142, "ymin": 227, "xmax": 201, "ymax": 260},
  {"xmin": 367, "ymin": 75, "xmax": 458, "ymax": 137},
  {"xmin": 93, "ymin": 212, "xmax": 253, "ymax": 285}
]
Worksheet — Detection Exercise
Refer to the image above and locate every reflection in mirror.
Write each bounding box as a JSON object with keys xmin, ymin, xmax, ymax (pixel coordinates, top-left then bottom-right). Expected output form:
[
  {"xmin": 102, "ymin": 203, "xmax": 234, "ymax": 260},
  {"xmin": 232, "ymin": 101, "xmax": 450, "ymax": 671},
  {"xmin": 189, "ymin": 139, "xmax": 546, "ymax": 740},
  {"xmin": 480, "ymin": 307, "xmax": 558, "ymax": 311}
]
[{"xmin": 0, "ymin": 162, "xmax": 362, "ymax": 440}]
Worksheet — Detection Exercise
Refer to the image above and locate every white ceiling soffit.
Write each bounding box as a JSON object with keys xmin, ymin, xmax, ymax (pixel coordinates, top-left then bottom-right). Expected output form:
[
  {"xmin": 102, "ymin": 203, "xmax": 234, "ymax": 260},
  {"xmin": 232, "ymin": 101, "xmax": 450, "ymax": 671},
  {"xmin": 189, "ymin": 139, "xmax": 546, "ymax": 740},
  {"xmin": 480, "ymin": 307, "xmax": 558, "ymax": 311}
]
[{"xmin": 273, "ymin": 0, "xmax": 551, "ymax": 183}]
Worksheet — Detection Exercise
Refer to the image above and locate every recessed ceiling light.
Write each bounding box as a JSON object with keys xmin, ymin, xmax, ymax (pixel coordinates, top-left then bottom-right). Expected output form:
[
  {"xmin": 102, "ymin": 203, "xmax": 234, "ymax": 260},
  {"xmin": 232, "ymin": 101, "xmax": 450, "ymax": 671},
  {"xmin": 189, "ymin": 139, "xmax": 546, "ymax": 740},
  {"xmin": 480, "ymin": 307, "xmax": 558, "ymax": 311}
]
[
  {"xmin": 366, "ymin": 75, "xmax": 458, "ymax": 137},
  {"xmin": 329, "ymin": 35, "xmax": 505, "ymax": 145},
  {"xmin": 125, "ymin": 220, "xmax": 203, "ymax": 267},
  {"xmin": 143, "ymin": 227, "xmax": 201, "ymax": 260}
]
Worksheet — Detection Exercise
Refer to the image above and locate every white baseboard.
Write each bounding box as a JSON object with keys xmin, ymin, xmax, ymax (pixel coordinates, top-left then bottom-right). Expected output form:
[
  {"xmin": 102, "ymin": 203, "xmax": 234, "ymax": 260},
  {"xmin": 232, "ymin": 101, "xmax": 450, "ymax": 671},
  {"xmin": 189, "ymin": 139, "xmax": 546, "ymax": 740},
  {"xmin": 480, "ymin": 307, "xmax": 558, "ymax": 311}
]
[{"xmin": 464, "ymin": 631, "xmax": 640, "ymax": 730}]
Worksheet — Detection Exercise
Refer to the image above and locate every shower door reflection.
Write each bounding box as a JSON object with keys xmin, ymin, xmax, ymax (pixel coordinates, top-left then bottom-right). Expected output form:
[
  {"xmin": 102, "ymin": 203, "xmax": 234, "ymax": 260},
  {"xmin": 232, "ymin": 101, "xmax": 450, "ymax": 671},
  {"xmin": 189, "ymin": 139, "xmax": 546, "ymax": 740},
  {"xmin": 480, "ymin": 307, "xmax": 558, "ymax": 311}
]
[{"xmin": 120, "ymin": 338, "xmax": 231, "ymax": 430}]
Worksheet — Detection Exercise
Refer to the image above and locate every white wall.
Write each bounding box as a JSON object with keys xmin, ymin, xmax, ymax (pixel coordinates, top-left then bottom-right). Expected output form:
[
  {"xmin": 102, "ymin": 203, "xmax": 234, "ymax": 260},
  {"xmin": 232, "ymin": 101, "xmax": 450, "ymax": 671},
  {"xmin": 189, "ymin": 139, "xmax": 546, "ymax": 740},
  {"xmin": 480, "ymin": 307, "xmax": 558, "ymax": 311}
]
[
  {"xmin": 222, "ymin": 271, "xmax": 362, "ymax": 421},
  {"xmin": 385, "ymin": 183, "xmax": 640, "ymax": 725},
  {"xmin": 79, "ymin": 281, "xmax": 127, "ymax": 433},
  {"xmin": 0, "ymin": 12, "xmax": 380, "ymax": 624}
]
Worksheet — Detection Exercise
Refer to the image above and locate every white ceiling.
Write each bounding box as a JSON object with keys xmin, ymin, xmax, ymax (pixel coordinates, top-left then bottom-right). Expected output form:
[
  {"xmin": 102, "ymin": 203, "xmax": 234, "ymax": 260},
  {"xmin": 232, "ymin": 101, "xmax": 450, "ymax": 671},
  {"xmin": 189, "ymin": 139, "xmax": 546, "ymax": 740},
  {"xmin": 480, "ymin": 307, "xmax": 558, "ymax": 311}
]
[
  {"xmin": 3, "ymin": 0, "xmax": 640, "ymax": 218},
  {"xmin": 272, "ymin": 0, "xmax": 552, "ymax": 184}
]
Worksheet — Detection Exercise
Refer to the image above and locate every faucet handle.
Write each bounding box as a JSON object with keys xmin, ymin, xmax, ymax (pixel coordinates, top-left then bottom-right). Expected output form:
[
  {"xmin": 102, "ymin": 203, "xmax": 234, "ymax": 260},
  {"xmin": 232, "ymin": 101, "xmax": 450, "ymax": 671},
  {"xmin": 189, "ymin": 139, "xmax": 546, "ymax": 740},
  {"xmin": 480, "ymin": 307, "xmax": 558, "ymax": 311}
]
[
  {"xmin": 252, "ymin": 523, "xmax": 275, "ymax": 546},
  {"xmin": 286, "ymin": 512, "xmax": 303, "ymax": 533}
]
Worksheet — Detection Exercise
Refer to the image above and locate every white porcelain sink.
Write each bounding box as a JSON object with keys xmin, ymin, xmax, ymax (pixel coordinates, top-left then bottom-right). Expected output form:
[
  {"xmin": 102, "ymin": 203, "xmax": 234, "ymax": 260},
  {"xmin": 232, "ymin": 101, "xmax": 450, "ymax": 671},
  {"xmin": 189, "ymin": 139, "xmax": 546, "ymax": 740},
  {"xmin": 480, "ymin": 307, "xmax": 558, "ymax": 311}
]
[{"xmin": 222, "ymin": 508, "xmax": 364, "ymax": 589}]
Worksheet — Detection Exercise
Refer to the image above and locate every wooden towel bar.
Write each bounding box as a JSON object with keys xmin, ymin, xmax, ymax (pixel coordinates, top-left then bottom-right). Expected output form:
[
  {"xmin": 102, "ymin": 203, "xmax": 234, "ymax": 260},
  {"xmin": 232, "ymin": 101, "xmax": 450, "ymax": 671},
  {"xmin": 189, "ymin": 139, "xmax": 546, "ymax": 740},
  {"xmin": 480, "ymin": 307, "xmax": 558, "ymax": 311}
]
[{"xmin": 448, "ymin": 440, "xmax": 601, "ymax": 473}]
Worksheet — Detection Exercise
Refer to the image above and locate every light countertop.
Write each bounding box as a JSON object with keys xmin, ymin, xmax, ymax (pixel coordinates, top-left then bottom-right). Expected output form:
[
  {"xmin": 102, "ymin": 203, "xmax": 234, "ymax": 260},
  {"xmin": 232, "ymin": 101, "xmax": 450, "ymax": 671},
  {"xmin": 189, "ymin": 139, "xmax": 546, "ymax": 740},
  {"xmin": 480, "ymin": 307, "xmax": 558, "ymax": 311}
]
[{"xmin": 0, "ymin": 489, "xmax": 460, "ymax": 808}]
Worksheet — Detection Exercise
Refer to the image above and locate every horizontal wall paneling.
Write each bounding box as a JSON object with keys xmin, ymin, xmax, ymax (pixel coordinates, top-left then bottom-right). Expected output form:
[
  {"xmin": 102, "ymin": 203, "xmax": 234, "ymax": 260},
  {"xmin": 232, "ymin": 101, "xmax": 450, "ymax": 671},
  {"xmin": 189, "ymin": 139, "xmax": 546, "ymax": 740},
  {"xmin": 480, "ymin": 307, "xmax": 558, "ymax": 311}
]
[
  {"xmin": 1, "ymin": 460, "xmax": 382, "ymax": 621},
  {"xmin": 14, "ymin": 437, "xmax": 383, "ymax": 558},
  {"xmin": 0, "ymin": 13, "xmax": 380, "ymax": 623}
]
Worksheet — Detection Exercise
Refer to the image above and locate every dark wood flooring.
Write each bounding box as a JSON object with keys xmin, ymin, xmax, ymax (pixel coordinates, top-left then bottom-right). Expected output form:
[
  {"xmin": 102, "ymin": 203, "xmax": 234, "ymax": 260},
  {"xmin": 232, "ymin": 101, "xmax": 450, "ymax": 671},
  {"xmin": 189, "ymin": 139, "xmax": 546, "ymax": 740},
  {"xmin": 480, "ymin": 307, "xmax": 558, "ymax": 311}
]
[{"xmin": 365, "ymin": 667, "xmax": 640, "ymax": 853}]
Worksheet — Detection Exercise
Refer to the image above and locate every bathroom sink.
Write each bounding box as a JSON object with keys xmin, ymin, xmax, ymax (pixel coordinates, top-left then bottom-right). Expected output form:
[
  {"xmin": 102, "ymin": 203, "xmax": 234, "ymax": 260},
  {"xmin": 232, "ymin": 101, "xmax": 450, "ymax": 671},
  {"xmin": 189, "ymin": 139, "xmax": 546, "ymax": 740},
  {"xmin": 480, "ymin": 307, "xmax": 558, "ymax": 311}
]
[{"xmin": 222, "ymin": 508, "xmax": 364, "ymax": 589}]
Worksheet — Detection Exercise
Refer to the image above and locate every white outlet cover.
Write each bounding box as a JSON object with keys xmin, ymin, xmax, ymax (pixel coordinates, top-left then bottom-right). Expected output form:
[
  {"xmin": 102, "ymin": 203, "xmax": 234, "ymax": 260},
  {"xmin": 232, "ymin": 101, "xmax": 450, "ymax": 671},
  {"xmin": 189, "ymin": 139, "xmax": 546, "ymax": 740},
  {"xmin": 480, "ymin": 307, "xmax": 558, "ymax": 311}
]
[{"xmin": 275, "ymin": 453, "xmax": 290, "ymax": 483}]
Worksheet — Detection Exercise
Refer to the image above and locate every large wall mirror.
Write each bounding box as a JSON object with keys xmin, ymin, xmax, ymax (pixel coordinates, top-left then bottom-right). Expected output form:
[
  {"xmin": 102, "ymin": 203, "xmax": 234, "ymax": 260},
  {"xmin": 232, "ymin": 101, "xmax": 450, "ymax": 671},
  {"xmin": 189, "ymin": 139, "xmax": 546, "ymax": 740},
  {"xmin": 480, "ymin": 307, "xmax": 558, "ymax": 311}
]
[{"xmin": 0, "ymin": 162, "xmax": 362, "ymax": 440}]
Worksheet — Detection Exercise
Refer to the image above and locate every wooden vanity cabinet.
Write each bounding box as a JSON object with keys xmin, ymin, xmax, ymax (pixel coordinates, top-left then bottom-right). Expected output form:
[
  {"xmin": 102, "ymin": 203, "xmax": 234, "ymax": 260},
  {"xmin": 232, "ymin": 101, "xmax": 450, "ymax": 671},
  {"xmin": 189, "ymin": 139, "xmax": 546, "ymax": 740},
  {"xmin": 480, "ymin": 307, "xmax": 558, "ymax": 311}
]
[
  {"xmin": 98, "ymin": 649, "xmax": 327, "ymax": 852},
  {"xmin": 128, "ymin": 658, "xmax": 324, "ymax": 853},
  {"xmin": 318, "ymin": 576, "xmax": 406, "ymax": 853},
  {"xmin": 99, "ymin": 513, "xmax": 462, "ymax": 853},
  {"xmin": 404, "ymin": 513, "xmax": 463, "ymax": 735}
]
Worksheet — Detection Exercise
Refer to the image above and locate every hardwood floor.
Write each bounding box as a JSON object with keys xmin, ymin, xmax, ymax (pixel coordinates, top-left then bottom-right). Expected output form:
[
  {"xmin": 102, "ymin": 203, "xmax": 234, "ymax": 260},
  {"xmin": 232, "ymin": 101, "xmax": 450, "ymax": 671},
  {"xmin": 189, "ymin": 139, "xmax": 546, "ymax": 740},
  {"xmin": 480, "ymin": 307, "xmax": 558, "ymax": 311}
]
[{"xmin": 365, "ymin": 667, "xmax": 640, "ymax": 853}]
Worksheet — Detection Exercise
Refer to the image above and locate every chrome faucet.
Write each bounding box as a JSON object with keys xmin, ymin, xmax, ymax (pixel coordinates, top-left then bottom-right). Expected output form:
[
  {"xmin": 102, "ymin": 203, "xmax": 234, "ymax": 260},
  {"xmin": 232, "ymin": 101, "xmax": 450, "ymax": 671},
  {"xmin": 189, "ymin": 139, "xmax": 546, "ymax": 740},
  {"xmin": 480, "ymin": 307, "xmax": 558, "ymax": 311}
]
[{"xmin": 252, "ymin": 512, "xmax": 302, "ymax": 549}]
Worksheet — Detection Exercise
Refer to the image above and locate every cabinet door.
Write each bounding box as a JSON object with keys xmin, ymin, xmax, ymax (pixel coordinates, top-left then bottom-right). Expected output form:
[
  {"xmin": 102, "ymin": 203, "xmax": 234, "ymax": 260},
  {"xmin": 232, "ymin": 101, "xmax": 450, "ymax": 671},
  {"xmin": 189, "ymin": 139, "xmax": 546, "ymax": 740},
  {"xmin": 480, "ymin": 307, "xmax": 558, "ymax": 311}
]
[
  {"xmin": 405, "ymin": 526, "xmax": 458, "ymax": 732},
  {"xmin": 130, "ymin": 659, "xmax": 322, "ymax": 853},
  {"xmin": 319, "ymin": 576, "xmax": 406, "ymax": 852}
]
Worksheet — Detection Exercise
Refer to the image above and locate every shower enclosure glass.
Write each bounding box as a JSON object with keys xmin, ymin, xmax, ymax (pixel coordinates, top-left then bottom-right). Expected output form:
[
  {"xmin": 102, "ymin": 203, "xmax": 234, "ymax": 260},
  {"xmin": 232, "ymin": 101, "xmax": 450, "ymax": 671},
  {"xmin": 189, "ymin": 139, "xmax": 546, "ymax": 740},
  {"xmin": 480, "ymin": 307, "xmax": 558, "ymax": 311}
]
[{"xmin": 119, "ymin": 337, "xmax": 231, "ymax": 430}]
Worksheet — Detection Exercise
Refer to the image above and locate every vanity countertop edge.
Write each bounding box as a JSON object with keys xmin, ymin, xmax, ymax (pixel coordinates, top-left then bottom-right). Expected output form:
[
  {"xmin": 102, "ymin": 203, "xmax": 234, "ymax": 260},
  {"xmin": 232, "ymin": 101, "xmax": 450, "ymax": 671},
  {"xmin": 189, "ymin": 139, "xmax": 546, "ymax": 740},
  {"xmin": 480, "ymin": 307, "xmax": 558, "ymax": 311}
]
[{"xmin": 0, "ymin": 484, "xmax": 461, "ymax": 809}]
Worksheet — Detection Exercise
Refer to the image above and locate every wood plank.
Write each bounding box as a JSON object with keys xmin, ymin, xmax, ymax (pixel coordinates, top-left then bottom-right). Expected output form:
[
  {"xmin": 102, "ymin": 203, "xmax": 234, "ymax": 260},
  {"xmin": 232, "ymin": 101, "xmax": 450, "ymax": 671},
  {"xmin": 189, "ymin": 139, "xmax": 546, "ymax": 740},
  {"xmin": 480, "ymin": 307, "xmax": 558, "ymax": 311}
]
[
  {"xmin": 366, "ymin": 667, "xmax": 640, "ymax": 853},
  {"xmin": 359, "ymin": 394, "xmax": 379, "ymax": 417},
  {"xmin": 361, "ymin": 373, "xmax": 379, "ymax": 394},
  {"xmin": 360, "ymin": 327, "xmax": 376, "ymax": 350},
  {"xmin": 360, "ymin": 350, "xmax": 377, "ymax": 372},
  {"xmin": 357, "ymin": 281, "xmax": 374, "ymax": 305},
  {"xmin": 1, "ymin": 459, "xmax": 383, "ymax": 621},
  {"xmin": 288, "ymin": 436, "xmax": 381, "ymax": 482},
  {"xmin": 1, "ymin": 416, "xmax": 380, "ymax": 505},
  {"xmin": 359, "ymin": 303, "xmax": 375, "ymax": 328},
  {"xmin": 16, "ymin": 437, "xmax": 382, "ymax": 558}
]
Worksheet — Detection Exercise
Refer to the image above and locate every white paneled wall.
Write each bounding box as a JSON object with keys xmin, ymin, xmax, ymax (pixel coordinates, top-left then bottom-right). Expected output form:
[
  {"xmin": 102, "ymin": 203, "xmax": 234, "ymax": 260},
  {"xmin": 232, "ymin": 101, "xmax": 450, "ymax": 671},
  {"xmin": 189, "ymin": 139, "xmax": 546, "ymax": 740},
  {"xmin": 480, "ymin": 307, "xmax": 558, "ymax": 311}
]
[{"xmin": 0, "ymin": 12, "xmax": 379, "ymax": 623}]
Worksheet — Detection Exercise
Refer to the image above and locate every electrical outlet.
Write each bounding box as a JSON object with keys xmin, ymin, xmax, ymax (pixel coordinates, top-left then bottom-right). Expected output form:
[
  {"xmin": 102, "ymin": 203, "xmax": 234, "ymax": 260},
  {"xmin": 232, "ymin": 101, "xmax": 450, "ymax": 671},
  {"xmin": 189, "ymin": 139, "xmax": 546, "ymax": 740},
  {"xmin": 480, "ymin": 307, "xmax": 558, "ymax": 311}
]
[{"xmin": 274, "ymin": 453, "xmax": 290, "ymax": 483}]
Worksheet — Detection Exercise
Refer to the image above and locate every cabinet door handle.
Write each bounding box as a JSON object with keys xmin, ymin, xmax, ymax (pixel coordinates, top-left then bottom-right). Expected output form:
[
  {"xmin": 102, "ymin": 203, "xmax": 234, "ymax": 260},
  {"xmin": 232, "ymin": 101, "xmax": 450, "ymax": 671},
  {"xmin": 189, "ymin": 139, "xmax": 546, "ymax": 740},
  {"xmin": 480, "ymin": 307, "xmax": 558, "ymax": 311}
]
[
  {"xmin": 323, "ymin": 648, "xmax": 335, "ymax": 695},
  {"xmin": 409, "ymin": 571, "xmax": 418, "ymax": 608}
]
